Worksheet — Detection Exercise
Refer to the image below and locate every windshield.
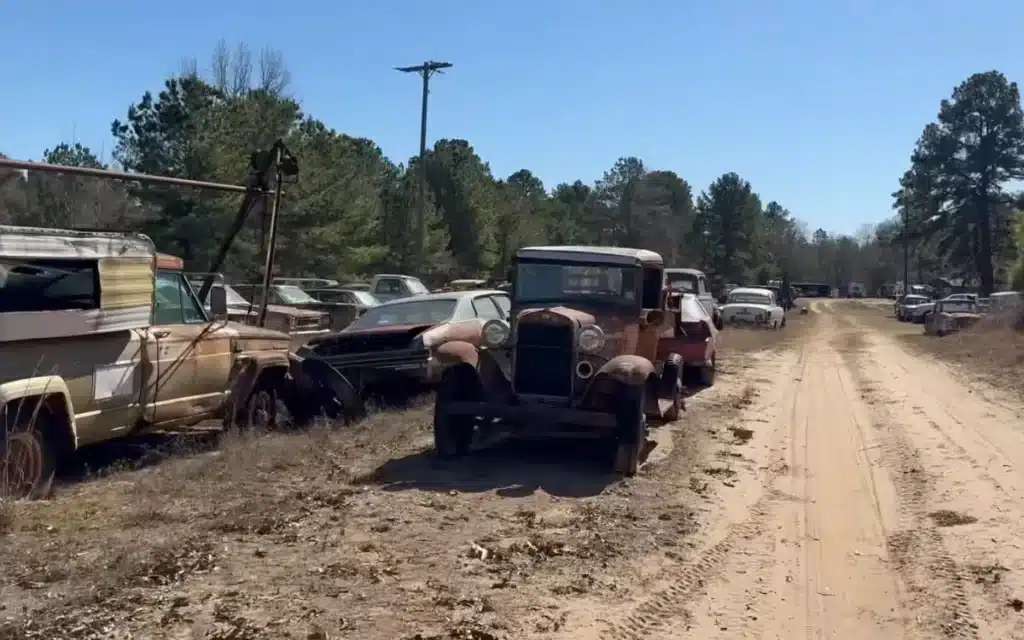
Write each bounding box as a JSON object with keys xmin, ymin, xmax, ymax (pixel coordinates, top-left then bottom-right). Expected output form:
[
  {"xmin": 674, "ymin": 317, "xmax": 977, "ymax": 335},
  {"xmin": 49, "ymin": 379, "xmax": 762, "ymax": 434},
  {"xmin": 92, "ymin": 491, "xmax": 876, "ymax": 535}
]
[
  {"xmin": 727, "ymin": 292, "xmax": 771, "ymax": 306},
  {"xmin": 275, "ymin": 285, "xmax": 316, "ymax": 304},
  {"xmin": 404, "ymin": 278, "xmax": 430, "ymax": 295},
  {"xmin": 350, "ymin": 291, "xmax": 379, "ymax": 306},
  {"xmin": 515, "ymin": 262, "xmax": 639, "ymax": 306},
  {"xmin": 667, "ymin": 275, "xmax": 697, "ymax": 293},
  {"xmin": 221, "ymin": 285, "xmax": 252, "ymax": 307},
  {"xmin": 346, "ymin": 298, "xmax": 457, "ymax": 330}
]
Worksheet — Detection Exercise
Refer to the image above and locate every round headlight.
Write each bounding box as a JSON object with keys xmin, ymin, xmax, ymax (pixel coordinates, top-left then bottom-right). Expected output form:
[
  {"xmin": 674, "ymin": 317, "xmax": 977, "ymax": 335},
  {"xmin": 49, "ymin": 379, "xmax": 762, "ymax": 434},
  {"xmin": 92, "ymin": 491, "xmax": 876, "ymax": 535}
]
[
  {"xmin": 578, "ymin": 325, "xmax": 606, "ymax": 354},
  {"xmin": 482, "ymin": 319, "xmax": 511, "ymax": 347}
]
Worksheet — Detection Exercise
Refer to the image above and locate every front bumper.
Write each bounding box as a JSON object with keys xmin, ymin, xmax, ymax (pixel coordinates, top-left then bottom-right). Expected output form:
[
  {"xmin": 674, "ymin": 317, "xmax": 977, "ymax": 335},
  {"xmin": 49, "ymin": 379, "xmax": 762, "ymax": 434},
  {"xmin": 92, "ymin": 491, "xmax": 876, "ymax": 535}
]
[
  {"xmin": 317, "ymin": 348, "xmax": 440, "ymax": 384},
  {"xmin": 442, "ymin": 400, "xmax": 617, "ymax": 435}
]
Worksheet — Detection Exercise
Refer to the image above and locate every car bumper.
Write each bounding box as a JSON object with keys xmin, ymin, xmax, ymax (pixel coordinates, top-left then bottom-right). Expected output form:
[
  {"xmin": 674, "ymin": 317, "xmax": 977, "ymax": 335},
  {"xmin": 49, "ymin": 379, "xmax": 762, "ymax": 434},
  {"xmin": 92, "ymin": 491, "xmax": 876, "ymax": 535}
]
[
  {"xmin": 317, "ymin": 349, "xmax": 439, "ymax": 384},
  {"xmin": 441, "ymin": 400, "xmax": 618, "ymax": 433}
]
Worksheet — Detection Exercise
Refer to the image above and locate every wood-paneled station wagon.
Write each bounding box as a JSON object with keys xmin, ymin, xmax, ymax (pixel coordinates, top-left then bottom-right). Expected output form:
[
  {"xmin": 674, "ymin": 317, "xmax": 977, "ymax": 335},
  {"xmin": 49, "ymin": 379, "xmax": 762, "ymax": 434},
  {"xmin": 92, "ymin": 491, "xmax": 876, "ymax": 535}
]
[{"xmin": 428, "ymin": 245, "xmax": 698, "ymax": 477}]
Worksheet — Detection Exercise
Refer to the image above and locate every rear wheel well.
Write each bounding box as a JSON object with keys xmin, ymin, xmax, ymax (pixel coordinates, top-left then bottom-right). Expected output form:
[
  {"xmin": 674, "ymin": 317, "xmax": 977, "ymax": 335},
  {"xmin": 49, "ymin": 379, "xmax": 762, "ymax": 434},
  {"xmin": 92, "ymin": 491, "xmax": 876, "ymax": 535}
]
[{"xmin": 2, "ymin": 394, "xmax": 74, "ymax": 461}]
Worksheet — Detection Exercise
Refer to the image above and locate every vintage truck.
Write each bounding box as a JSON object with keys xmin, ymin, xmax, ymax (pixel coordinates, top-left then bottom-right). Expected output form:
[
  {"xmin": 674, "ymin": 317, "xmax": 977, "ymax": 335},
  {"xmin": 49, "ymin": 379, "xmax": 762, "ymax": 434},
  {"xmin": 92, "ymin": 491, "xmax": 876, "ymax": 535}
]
[
  {"xmin": 428, "ymin": 245, "xmax": 696, "ymax": 477},
  {"xmin": 0, "ymin": 226, "xmax": 300, "ymax": 500}
]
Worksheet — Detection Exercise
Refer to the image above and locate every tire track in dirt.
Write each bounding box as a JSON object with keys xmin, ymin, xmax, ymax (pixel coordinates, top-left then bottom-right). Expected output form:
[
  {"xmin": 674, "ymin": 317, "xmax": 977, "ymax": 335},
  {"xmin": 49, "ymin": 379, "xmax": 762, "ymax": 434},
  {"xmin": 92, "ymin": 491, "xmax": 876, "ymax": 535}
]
[
  {"xmin": 593, "ymin": 341, "xmax": 810, "ymax": 640},
  {"xmin": 834, "ymin": 316, "xmax": 982, "ymax": 639},
  {"xmin": 843, "ymin": 312, "xmax": 1024, "ymax": 639},
  {"xmin": 681, "ymin": 306, "xmax": 907, "ymax": 639}
]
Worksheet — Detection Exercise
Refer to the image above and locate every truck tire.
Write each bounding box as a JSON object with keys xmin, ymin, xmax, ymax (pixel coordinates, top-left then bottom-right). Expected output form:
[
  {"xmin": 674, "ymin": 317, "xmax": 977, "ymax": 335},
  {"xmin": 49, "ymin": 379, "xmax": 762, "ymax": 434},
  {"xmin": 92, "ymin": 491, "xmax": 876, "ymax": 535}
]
[
  {"xmin": 663, "ymin": 368, "xmax": 683, "ymax": 422},
  {"xmin": 242, "ymin": 381, "xmax": 278, "ymax": 430},
  {"xmin": 433, "ymin": 369, "xmax": 478, "ymax": 460},
  {"xmin": 1, "ymin": 405, "xmax": 57, "ymax": 501},
  {"xmin": 612, "ymin": 387, "xmax": 646, "ymax": 477},
  {"xmin": 699, "ymin": 353, "xmax": 717, "ymax": 387}
]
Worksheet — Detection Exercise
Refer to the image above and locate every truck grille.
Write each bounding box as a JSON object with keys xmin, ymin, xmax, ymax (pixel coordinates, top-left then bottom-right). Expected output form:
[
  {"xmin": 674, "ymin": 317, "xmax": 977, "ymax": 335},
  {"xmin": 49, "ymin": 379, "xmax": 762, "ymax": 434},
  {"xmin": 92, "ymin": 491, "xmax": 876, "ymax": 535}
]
[{"xmin": 514, "ymin": 324, "xmax": 574, "ymax": 397}]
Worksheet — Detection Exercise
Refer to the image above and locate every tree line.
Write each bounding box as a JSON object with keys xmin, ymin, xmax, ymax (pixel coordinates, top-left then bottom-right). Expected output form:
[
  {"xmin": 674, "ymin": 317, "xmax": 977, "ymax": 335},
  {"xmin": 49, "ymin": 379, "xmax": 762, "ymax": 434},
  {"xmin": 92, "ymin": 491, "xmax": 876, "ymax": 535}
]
[{"xmin": 2, "ymin": 42, "xmax": 1021, "ymax": 295}]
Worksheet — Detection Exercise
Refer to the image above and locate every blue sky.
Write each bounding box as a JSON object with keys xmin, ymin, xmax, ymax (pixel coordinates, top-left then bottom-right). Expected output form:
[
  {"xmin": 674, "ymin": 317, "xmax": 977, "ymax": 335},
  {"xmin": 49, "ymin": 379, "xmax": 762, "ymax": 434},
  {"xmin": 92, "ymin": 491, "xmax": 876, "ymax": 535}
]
[{"xmin": 1, "ymin": 0, "xmax": 1021, "ymax": 235}]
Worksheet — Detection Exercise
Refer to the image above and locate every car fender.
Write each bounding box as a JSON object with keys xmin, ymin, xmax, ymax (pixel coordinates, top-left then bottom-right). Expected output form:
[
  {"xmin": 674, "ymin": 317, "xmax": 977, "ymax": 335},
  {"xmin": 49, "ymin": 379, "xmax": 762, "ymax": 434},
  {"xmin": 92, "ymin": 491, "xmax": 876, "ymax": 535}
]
[
  {"xmin": 433, "ymin": 340, "xmax": 480, "ymax": 369},
  {"xmin": 594, "ymin": 354, "xmax": 654, "ymax": 387},
  {"xmin": 0, "ymin": 376, "xmax": 78, "ymax": 449},
  {"xmin": 230, "ymin": 351, "xmax": 291, "ymax": 401}
]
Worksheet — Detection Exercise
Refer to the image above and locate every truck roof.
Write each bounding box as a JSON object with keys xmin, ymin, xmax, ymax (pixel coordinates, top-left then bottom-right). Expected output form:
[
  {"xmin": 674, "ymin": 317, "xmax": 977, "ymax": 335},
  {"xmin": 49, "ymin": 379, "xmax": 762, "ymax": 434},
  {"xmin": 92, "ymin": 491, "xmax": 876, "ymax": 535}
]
[
  {"xmin": 0, "ymin": 225, "xmax": 155, "ymax": 260},
  {"xmin": 516, "ymin": 245, "xmax": 663, "ymax": 266}
]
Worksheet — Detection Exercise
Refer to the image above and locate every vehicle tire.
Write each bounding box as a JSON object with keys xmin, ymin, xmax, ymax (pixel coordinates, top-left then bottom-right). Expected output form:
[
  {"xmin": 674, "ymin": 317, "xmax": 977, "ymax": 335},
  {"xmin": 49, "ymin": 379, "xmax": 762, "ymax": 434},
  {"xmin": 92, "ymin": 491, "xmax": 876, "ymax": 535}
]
[
  {"xmin": 713, "ymin": 312, "xmax": 724, "ymax": 331},
  {"xmin": 1, "ymin": 405, "xmax": 57, "ymax": 501},
  {"xmin": 433, "ymin": 370, "xmax": 477, "ymax": 460},
  {"xmin": 241, "ymin": 379, "xmax": 279, "ymax": 430},
  {"xmin": 612, "ymin": 387, "xmax": 646, "ymax": 477},
  {"xmin": 699, "ymin": 353, "xmax": 716, "ymax": 387},
  {"xmin": 781, "ymin": 316, "xmax": 787, "ymax": 328},
  {"xmin": 664, "ymin": 371, "xmax": 683, "ymax": 422}
]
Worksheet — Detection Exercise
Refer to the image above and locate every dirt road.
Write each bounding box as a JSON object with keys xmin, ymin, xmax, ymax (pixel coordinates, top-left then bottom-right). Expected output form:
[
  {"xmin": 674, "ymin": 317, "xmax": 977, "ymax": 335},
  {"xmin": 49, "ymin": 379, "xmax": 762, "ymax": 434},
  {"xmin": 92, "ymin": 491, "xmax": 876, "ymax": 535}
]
[
  {"xmin": 594, "ymin": 299, "xmax": 1024, "ymax": 640},
  {"xmin": 3, "ymin": 302, "xmax": 1024, "ymax": 639}
]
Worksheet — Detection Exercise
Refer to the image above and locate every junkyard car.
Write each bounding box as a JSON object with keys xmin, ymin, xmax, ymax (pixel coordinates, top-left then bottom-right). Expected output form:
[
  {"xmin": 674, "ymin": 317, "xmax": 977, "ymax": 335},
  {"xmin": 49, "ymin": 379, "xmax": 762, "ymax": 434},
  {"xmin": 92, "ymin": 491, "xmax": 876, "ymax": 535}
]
[
  {"xmin": 665, "ymin": 267, "xmax": 723, "ymax": 328},
  {"xmin": 904, "ymin": 297, "xmax": 937, "ymax": 323},
  {"xmin": 719, "ymin": 287, "xmax": 786, "ymax": 328},
  {"xmin": 232, "ymin": 282, "xmax": 357, "ymax": 331},
  {"xmin": 895, "ymin": 294, "xmax": 931, "ymax": 321},
  {"xmin": 298, "ymin": 289, "xmax": 511, "ymax": 396},
  {"xmin": 189, "ymin": 275, "xmax": 330, "ymax": 341},
  {"xmin": 428, "ymin": 245, "xmax": 690, "ymax": 477},
  {"xmin": 925, "ymin": 299, "xmax": 982, "ymax": 336},
  {"xmin": 0, "ymin": 227, "xmax": 298, "ymax": 500},
  {"xmin": 369, "ymin": 273, "xmax": 431, "ymax": 303},
  {"xmin": 673, "ymin": 293, "xmax": 719, "ymax": 386}
]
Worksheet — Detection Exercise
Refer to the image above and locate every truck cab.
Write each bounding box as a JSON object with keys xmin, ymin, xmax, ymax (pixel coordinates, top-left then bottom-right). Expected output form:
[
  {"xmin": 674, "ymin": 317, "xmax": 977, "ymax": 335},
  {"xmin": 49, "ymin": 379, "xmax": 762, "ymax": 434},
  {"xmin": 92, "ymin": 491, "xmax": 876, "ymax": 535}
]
[{"xmin": 0, "ymin": 227, "xmax": 293, "ymax": 500}]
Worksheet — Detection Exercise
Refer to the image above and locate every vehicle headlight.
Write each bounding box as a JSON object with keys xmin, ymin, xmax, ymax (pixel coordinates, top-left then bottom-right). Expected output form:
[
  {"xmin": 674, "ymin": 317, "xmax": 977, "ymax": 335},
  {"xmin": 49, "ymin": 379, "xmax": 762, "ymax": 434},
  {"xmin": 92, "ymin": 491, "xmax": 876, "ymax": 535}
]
[
  {"xmin": 578, "ymin": 325, "xmax": 606, "ymax": 354},
  {"xmin": 482, "ymin": 319, "xmax": 511, "ymax": 348}
]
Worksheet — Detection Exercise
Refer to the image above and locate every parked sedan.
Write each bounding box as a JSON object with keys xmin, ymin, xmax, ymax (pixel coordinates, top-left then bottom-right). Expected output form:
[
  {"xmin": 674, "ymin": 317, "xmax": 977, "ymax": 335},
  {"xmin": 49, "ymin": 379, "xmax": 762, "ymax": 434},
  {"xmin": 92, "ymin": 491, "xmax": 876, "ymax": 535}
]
[
  {"xmin": 895, "ymin": 294, "xmax": 931, "ymax": 321},
  {"xmin": 719, "ymin": 287, "xmax": 786, "ymax": 328}
]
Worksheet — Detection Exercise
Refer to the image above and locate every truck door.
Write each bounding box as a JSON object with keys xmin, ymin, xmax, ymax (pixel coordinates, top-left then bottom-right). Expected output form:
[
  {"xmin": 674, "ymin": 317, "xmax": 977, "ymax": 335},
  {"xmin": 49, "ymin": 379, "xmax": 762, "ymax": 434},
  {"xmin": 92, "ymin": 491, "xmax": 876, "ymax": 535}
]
[{"xmin": 142, "ymin": 271, "xmax": 233, "ymax": 426}]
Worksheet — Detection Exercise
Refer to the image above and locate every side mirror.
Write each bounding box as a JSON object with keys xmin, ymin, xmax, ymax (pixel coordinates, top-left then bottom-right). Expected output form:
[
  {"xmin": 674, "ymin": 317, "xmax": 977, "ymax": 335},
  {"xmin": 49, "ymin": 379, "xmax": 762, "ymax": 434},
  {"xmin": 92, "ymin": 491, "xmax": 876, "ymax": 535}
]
[{"xmin": 209, "ymin": 285, "xmax": 228, "ymax": 320}]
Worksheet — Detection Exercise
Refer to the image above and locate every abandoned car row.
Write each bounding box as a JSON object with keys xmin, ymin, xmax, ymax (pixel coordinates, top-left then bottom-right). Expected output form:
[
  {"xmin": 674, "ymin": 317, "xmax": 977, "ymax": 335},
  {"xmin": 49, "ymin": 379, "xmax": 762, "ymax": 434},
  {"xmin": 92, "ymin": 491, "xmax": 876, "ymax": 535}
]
[{"xmin": 0, "ymin": 224, "xmax": 794, "ymax": 500}]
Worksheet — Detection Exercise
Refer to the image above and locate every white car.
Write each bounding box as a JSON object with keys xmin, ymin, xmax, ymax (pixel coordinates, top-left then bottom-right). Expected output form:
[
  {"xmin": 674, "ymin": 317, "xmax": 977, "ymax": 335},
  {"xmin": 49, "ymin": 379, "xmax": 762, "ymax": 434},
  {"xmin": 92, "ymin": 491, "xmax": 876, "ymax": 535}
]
[{"xmin": 720, "ymin": 287, "xmax": 786, "ymax": 329}]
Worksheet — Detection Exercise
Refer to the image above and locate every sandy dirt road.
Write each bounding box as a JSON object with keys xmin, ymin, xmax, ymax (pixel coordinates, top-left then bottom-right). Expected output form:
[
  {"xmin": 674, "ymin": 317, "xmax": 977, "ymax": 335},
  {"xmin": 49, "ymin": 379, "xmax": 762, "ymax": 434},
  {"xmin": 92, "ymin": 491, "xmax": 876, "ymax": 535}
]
[
  {"xmin": 603, "ymin": 299, "xmax": 1024, "ymax": 640},
  {"xmin": 3, "ymin": 303, "xmax": 1024, "ymax": 639}
]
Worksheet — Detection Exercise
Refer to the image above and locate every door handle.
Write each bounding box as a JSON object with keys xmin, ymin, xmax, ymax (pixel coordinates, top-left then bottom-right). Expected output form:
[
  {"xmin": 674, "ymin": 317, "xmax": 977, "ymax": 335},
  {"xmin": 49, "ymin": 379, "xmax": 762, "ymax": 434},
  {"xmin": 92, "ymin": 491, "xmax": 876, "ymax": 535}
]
[{"xmin": 153, "ymin": 329, "xmax": 171, "ymax": 339}]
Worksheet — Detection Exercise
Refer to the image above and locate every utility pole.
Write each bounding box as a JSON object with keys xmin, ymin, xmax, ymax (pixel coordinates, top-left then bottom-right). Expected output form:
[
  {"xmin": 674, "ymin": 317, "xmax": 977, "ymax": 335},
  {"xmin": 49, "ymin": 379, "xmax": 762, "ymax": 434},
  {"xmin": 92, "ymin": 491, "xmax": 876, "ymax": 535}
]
[
  {"xmin": 395, "ymin": 60, "xmax": 452, "ymax": 265},
  {"xmin": 902, "ymin": 188, "xmax": 911, "ymax": 297}
]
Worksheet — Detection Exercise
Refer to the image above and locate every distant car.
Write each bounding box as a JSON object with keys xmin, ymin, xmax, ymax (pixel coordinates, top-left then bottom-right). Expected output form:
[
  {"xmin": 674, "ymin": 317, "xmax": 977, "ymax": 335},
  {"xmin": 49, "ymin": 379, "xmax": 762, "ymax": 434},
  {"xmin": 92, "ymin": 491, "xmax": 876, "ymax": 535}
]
[
  {"xmin": 719, "ymin": 287, "xmax": 786, "ymax": 329},
  {"xmin": 665, "ymin": 267, "xmax": 723, "ymax": 328},
  {"xmin": 895, "ymin": 294, "xmax": 931, "ymax": 321},
  {"xmin": 272, "ymin": 276, "xmax": 340, "ymax": 290},
  {"xmin": 925, "ymin": 299, "xmax": 982, "ymax": 336}
]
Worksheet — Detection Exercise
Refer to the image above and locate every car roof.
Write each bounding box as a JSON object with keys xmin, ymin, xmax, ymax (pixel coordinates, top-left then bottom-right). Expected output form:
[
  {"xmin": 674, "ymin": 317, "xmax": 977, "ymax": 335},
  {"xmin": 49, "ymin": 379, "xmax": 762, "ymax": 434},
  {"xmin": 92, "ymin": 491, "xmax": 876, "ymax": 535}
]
[
  {"xmin": 729, "ymin": 287, "xmax": 774, "ymax": 296},
  {"xmin": 516, "ymin": 245, "xmax": 663, "ymax": 266},
  {"xmin": 374, "ymin": 289, "xmax": 507, "ymax": 307},
  {"xmin": 665, "ymin": 268, "xmax": 704, "ymax": 276}
]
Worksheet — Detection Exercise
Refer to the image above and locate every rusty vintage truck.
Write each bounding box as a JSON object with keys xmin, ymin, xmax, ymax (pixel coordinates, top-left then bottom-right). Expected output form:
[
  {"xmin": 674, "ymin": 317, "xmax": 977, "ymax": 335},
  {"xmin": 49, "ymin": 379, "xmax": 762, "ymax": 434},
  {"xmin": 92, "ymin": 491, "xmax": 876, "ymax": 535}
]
[
  {"xmin": 0, "ymin": 226, "xmax": 302, "ymax": 500},
  {"xmin": 429, "ymin": 245, "xmax": 693, "ymax": 477}
]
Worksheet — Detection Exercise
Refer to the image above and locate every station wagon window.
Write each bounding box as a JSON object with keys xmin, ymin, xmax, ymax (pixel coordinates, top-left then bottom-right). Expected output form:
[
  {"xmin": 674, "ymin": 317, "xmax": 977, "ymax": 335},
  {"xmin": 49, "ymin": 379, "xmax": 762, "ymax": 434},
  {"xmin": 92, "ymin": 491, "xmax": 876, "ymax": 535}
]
[
  {"xmin": 0, "ymin": 258, "xmax": 100, "ymax": 312},
  {"xmin": 472, "ymin": 296, "xmax": 503, "ymax": 320},
  {"xmin": 515, "ymin": 262, "xmax": 639, "ymax": 306},
  {"xmin": 154, "ymin": 271, "xmax": 207, "ymax": 325}
]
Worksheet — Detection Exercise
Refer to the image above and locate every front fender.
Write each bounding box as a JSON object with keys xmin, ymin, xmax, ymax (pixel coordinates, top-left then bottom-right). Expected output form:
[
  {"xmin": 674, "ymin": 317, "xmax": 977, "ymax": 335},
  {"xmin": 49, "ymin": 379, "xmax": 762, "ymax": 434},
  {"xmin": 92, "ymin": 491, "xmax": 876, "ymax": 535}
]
[
  {"xmin": 593, "ymin": 355, "xmax": 654, "ymax": 387},
  {"xmin": 434, "ymin": 340, "xmax": 480, "ymax": 369},
  {"xmin": 0, "ymin": 376, "xmax": 78, "ymax": 448},
  {"xmin": 230, "ymin": 351, "xmax": 291, "ymax": 401}
]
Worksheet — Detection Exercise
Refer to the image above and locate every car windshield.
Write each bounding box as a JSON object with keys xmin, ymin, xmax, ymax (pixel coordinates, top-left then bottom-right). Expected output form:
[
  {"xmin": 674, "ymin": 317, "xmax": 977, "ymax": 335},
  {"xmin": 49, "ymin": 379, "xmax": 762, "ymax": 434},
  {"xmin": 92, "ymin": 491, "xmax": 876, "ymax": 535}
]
[
  {"xmin": 404, "ymin": 278, "xmax": 430, "ymax": 295},
  {"xmin": 727, "ymin": 292, "xmax": 771, "ymax": 305},
  {"xmin": 275, "ymin": 285, "xmax": 316, "ymax": 304},
  {"xmin": 346, "ymin": 298, "xmax": 457, "ymax": 330},
  {"xmin": 221, "ymin": 285, "xmax": 252, "ymax": 307},
  {"xmin": 515, "ymin": 262, "xmax": 638, "ymax": 306},
  {"xmin": 350, "ymin": 291, "xmax": 379, "ymax": 306},
  {"xmin": 667, "ymin": 275, "xmax": 697, "ymax": 293}
]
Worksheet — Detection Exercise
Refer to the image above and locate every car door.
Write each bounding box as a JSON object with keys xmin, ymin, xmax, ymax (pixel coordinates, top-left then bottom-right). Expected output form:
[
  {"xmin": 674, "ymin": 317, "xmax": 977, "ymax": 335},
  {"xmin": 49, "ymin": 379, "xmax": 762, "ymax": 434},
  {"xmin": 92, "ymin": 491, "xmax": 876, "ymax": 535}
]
[{"xmin": 143, "ymin": 271, "xmax": 233, "ymax": 426}]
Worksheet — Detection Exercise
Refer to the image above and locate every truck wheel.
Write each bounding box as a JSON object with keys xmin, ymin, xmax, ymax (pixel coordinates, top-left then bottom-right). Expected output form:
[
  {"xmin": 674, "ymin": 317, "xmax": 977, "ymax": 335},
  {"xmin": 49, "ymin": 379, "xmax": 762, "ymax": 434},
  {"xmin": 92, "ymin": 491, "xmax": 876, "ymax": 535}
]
[
  {"xmin": 242, "ymin": 381, "xmax": 278, "ymax": 430},
  {"xmin": 780, "ymin": 316, "xmax": 787, "ymax": 328},
  {"xmin": 713, "ymin": 312, "xmax": 724, "ymax": 331},
  {"xmin": 664, "ymin": 372, "xmax": 683, "ymax": 422},
  {"xmin": 699, "ymin": 354, "xmax": 717, "ymax": 387},
  {"xmin": 433, "ymin": 370, "xmax": 477, "ymax": 460},
  {"xmin": 1, "ymin": 407, "xmax": 57, "ymax": 501},
  {"xmin": 613, "ymin": 387, "xmax": 646, "ymax": 477}
]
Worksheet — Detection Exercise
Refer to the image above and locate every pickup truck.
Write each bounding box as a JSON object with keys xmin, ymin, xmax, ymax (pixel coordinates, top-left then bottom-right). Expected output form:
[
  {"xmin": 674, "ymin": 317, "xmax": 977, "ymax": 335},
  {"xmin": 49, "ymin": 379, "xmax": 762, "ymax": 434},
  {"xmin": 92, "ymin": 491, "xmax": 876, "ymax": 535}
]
[
  {"xmin": 665, "ymin": 268, "xmax": 723, "ymax": 329},
  {"xmin": 0, "ymin": 227, "xmax": 297, "ymax": 500},
  {"xmin": 368, "ymin": 273, "xmax": 430, "ymax": 303}
]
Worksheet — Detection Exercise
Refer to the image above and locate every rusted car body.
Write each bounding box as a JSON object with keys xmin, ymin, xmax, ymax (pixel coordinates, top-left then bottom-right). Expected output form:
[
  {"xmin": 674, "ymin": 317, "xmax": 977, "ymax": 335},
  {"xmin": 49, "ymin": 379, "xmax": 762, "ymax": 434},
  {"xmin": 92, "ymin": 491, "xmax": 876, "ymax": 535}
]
[
  {"xmin": 0, "ymin": 227, "xmax": 299, "ymax": 500},
  {"xmin": 230, "ymin": 283, "xmax": 354, "ymax": 332},
  {"xmin": 430, "ymin": 246, "xmax": 690, "ymax": 477},
  {"xmin": 296, "ymin": 290, "xmax": 511, "ymax": 396},
  {"xmin": 925, "ymin": 299, "xmax": 983, "ymax": 336},
  {"xmin": 670, "ymin": 293, "xmax": 719, "ymax": 386}
]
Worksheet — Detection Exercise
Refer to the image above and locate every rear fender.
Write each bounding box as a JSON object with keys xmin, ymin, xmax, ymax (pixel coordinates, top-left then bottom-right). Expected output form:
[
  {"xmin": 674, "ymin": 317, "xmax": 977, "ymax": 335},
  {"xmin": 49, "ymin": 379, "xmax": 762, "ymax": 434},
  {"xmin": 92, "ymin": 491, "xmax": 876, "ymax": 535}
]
[{"xmin": 0, "ymin": 377, "xmax": 78, "ymax": 450}]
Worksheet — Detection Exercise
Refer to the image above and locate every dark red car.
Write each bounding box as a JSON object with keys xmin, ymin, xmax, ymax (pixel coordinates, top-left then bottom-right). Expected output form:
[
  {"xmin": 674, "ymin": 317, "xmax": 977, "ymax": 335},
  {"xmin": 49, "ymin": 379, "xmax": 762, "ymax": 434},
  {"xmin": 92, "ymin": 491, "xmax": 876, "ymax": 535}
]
[{"xmin": 674, "ymin": 293, "xmax": 719, "ymax": 387}]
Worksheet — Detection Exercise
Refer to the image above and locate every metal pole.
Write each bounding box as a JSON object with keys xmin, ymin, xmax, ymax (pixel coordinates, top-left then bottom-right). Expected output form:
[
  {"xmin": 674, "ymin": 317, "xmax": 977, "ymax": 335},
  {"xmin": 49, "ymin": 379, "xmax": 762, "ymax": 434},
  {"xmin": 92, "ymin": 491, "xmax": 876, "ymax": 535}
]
[
  {"xmin": 416, "ymin": 68, "xmax": 430, "ymax": 264},
  {"xmin": 902, "ymin": 199, "xmax": 910, "ymax": 297},
  {"xmin": 0, "ymin": 157, "xmax": 261, "ymax": 194},
  {"xmin": 395, "ymin": 61, "xmax": 451, "ymax": 265},
  {"xmin": 257, "ymin": 147, "xmax": 286, "ymax": 328}
]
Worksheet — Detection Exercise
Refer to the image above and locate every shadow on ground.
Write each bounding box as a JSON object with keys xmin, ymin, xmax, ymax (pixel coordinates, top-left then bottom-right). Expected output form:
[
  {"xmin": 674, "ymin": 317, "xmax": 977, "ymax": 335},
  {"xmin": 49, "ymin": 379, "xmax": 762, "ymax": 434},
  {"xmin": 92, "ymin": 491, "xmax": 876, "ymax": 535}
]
[{"xmin": 357, "ymin": 432, "xmax": 662, "ymax": 499}]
